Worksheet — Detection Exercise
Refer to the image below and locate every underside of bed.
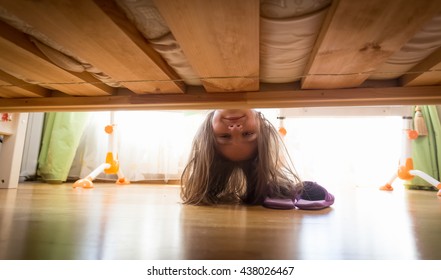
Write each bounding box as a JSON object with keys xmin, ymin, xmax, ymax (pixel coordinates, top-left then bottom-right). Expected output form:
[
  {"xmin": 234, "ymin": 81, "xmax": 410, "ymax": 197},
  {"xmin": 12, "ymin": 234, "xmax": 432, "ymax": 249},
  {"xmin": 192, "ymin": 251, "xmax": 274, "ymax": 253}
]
[{"xmin": 1, "ymin": 0, "xmax": 441, "ymax": 111}]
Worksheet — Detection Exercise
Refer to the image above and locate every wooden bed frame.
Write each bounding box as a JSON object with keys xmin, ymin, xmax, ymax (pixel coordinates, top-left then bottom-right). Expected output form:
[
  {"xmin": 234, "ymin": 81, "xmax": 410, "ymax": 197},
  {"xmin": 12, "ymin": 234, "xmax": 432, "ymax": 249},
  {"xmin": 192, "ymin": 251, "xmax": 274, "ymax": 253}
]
[
  {"xmin": 0, "ymin": 0, "xmax": 441, "ymax": 112},
  {"xmin": 1, "ymin": 0, "xmax": 441, "ymax": 188}
]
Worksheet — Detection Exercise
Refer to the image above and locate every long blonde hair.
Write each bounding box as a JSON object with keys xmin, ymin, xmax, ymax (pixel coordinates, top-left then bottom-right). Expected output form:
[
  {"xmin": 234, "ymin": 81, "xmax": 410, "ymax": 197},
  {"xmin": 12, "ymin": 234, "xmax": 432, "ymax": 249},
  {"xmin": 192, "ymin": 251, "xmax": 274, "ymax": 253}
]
[{"xmin": 180, "ymin": 110, "xmax": 302, "ymax": 205}]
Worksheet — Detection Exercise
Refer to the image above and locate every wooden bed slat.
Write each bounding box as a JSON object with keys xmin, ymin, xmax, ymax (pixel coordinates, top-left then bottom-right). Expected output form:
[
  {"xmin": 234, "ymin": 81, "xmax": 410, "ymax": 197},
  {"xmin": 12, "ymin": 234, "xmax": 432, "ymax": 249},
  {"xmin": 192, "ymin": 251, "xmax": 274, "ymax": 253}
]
[
  {"xmin": 0, "ymin": 21, "xmax": 113, "ymax": 96},
  {"xmin": 302, "ymin": 0, "xmax": 441, "ymax": 89},
  {"xmin": 1, "ymin": 85, "xmax": 441, "ymax": 112},
  {"xmin": 0, "ymin": 0, "xmax": 185, "ymax": 94},
  {"xmin": 0, "ymin": 70, "xmax": 50, "ymax": 98},
  {"xmin": 401, "ymin": 47, "xmax": 441, "ymax": 86},
  {"xmin": 154, "ymin": 0, "xmax": 260, "ymax": 92}
]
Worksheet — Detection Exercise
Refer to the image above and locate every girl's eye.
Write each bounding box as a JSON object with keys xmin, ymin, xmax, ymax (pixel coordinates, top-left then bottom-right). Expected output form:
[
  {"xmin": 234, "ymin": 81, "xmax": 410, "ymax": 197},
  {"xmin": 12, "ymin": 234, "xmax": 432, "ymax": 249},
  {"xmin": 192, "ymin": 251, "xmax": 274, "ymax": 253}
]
[{"xmin": 242, "ymin": 132, "xmax": 254, "ymax": 137}]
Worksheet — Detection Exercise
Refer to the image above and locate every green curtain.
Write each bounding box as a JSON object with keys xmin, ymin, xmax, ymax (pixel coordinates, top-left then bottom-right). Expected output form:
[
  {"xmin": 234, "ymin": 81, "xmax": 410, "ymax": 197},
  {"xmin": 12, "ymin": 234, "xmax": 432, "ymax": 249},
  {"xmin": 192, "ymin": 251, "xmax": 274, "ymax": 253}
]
[
  {"xmin": 37, "ymin": 112, "xmax": 90, "ymax": 183},
  {"xmin": 406, "ymin": 105, "xmax": 441, "ymax": 189}
]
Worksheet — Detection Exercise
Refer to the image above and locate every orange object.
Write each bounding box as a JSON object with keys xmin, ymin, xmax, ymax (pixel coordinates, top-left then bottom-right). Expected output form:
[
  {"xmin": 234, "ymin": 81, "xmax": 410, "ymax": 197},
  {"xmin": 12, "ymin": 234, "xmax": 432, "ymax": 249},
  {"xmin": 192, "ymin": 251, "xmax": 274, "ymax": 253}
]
[
  {"xmin": 105, "ymin": 125, "xmax": 114, "ymax": 134},
  {"xmin": 407, "ymin": 130, "xmax": 418, "ymax": 140},
  {"xmin": 379, "ymin": 183, "xmax": 393, "ymax": 191},
  {"xmin": 278, "ymin": 127, "xmax": 287, "ymax": 136},
  {"xmin": 380, "ymin": 114, "xmax": 441, "ymax": 197},
  {"xmin": 104, "ymin": 152, "xmax": 119, "ymax": 174},
  {"xmin": 72, "ymin": 113, "xmax": 130, "ymax": 188},
  {"xmin": 116, "ymin": 177, "xmax": 130, "ymax": 185},
  {"xmin": 73, "ymin": 177, "xmax": 94, "ymax": 188},
  {"xmin": 397, "ymin": 158, "xmax": 415, "ymax": 180}
]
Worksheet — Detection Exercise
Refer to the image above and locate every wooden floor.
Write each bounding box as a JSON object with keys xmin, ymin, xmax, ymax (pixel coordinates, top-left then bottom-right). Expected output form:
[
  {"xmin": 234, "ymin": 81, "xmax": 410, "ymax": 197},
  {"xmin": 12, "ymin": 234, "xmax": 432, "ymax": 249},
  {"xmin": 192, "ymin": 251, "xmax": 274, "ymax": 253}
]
[{"xmin": 0, "ymin": 182, "xmax": 440, "ymax": 260}]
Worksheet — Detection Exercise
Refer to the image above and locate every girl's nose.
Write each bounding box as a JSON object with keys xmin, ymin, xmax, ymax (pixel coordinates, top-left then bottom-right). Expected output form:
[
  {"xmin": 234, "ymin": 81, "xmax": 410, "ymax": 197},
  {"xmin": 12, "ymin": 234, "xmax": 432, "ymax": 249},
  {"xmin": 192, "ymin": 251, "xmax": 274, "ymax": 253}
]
[{"xmin": 228, "ymin": 123, "xmax": 243, "ymax": 130}]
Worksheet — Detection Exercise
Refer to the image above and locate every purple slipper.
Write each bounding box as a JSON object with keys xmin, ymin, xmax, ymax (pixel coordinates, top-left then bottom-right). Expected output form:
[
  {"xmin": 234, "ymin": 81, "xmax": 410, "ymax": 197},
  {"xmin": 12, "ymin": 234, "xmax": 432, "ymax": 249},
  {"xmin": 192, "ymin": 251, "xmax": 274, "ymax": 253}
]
[
  {"xmin": 263, "ymin": 181, "xmax": 334, "ymax": 210},
  {"xmin": 263, "ymin": 197, "xmax": 296, "ymax": 210},
  {"xmin": 295, "ymin": 181, "xmax": 335, "ymax": 210}
]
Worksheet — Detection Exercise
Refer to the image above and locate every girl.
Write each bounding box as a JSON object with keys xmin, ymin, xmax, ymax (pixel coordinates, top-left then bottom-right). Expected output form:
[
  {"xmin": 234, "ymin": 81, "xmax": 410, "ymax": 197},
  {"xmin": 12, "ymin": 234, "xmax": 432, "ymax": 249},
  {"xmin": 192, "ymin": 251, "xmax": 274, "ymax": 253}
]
[{"xmin": 180, "ymin": 109, "xmax": 334, "ymax": 210}]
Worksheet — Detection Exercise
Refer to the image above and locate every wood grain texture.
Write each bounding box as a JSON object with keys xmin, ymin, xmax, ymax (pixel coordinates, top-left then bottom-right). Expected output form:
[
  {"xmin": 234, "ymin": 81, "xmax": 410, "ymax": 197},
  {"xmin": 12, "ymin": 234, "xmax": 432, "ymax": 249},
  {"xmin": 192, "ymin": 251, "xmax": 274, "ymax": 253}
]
[
  {"xmin": 401, "ymin": 47, "xmax": 441, "ymax": 86},
  {"xmin": 0, "ymin": 70, "xmax": 49, "ymax": 98},
  {"xmin": 1, "ymin": 85, "xmax": 441, "ymax": 112},
  {"xmin": 0, "ymin": 21, "xmax": 112, "ymax": 96},
  {"xmin": 0, "ymin": 0, "xmax": 185, "ymax": 94},
  {"xmin": 154, "ymin": 0, "xmax": 260, "ymax": 92},
  {"xmin": 302, "ymin": 0, "xmax": 441, "ymax": 89},
  {"xmin": 0, "ymin": 182, "xmax": 440, "ymax": 259}
]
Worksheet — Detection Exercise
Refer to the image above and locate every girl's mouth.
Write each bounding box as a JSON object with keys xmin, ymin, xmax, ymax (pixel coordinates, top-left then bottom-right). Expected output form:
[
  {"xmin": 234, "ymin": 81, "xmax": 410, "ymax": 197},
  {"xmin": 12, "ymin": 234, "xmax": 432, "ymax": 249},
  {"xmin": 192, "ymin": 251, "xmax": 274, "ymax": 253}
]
[{"xmin": 224, "ymin": 115, "xmax": 245, "ymax": 121}]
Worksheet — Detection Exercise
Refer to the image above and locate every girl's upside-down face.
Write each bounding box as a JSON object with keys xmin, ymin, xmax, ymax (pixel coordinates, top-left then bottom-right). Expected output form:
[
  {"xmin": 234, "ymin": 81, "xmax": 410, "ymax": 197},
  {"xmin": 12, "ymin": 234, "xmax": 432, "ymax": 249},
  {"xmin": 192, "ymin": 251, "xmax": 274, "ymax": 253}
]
[{"xmin": 212, "ymin": 109, "xmax": 258, "ymax": 161}]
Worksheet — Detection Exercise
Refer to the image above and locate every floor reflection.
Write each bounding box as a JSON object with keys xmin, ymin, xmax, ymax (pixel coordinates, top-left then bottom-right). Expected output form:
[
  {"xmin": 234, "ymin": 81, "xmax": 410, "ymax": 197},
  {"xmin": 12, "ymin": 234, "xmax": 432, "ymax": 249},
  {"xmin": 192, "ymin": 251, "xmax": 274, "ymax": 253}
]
[
  {"xmin": 405, "ymin": 189, "xmax": 441, "ymax": 259},
  {"xmin": 1, "ymin": 183, "xmax": 440, "ymax": 259},
  {"xmin": 179, "ymin": 204, "xmax": 303, "ymax": 259},
  {"xmin": 298, "ymin": 188, "xmax": 418, "ymax": 259}
]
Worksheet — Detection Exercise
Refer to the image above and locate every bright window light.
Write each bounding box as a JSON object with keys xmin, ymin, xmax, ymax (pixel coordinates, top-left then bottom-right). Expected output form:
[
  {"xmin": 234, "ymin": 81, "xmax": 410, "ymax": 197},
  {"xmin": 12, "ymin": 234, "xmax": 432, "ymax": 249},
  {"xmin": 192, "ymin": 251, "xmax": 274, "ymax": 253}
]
[{"xmin": 283, "ymin": 116, "xmax": 402, "ymax": 189}]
